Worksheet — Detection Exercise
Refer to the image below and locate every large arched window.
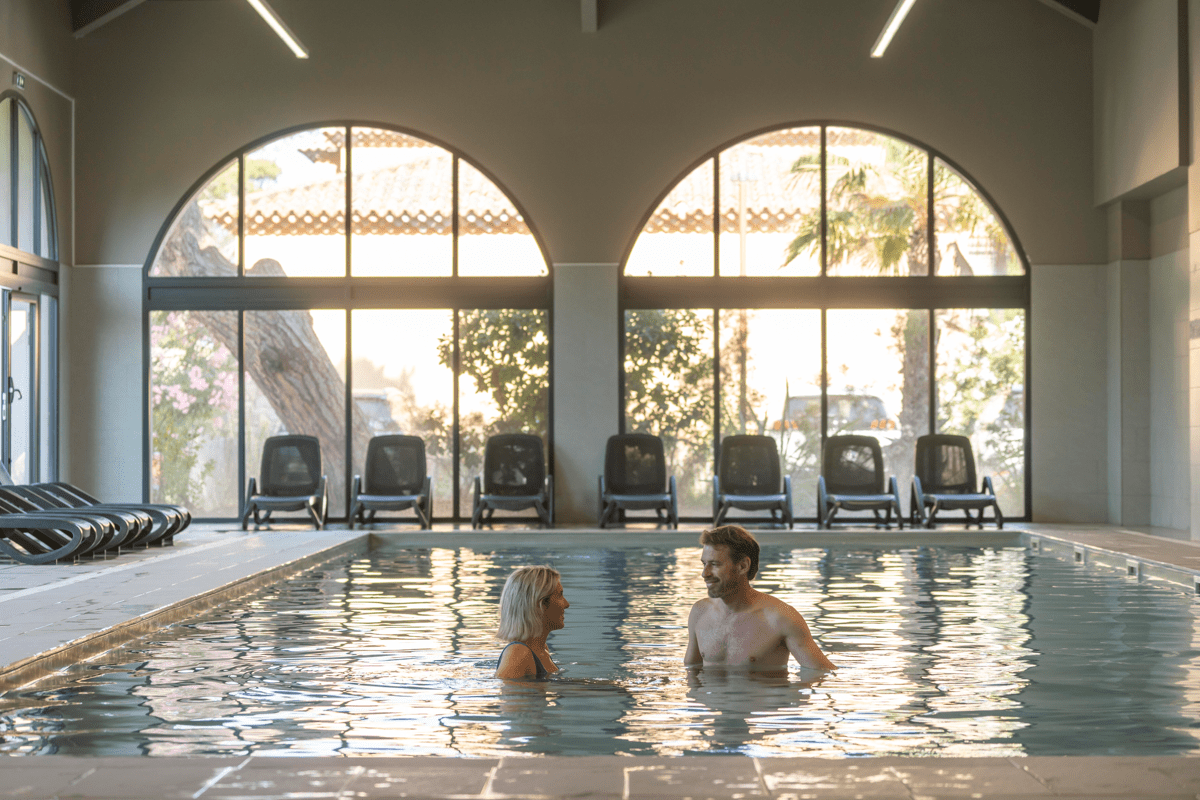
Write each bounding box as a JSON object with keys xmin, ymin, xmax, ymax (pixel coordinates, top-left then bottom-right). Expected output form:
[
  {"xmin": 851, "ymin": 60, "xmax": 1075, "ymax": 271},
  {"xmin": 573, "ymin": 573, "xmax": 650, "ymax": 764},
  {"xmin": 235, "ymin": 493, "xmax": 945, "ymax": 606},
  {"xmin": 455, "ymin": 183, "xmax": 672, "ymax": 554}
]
[
  {"xmin": 622, "ymin": 124, "xmax": 1028, "ymax": 522},
  {"xmin": 146, "ymin": 124, "xmax": 551, "ymax": 522}
]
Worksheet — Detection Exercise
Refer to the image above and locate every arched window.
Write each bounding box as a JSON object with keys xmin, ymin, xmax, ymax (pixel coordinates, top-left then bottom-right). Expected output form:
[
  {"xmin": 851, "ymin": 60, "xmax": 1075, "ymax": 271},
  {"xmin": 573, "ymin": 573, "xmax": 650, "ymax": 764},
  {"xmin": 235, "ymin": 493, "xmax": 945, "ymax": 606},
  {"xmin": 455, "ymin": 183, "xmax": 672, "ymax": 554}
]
[
  {"xmin": 622, "ymin": 124, "xmax": 1027, "ymax": 522},
  {"xmin": 0, "ymin": 95, "xmax": 57, "ymax": 260},
  {"xmin": 0, "ymin": 94, "xmax": 58, "ymax": 485},
  {"xmin": 146, "ymin": 124, "xmax": 551, "ymax": 522}
]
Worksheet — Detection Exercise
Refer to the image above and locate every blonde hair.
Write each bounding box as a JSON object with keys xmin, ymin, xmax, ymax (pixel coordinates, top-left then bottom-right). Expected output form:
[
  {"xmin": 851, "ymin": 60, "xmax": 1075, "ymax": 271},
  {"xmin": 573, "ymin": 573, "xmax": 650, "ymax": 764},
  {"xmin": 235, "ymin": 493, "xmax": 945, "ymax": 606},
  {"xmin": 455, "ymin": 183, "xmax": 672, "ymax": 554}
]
[{"xmin": 498, "ymin": 565, "xmax": 561, "ymax": 642}]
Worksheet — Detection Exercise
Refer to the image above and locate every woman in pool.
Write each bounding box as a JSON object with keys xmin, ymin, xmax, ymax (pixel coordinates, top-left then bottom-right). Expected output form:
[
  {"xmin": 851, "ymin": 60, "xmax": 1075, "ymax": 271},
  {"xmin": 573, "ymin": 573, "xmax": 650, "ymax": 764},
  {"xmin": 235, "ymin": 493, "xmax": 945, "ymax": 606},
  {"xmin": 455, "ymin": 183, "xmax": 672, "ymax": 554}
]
[{"xmin": 495, "ymin": 565, "xmax": 569, "ymax": 680}]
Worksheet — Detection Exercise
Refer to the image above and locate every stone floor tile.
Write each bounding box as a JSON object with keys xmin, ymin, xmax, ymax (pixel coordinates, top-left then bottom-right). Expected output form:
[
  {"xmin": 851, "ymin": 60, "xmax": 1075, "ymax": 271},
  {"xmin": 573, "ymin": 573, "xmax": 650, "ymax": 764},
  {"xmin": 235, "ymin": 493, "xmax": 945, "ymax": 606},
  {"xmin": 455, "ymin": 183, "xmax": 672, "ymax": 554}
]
[
  {"xmin": 50, "ymin": 762, "xmax": 240, "ymax": 799},
  {"xmin": 625, "ymin": 757, "xmax": 766, "ymax": 797},
  {"xmin": 339, "ymin": 756, "xmax": 499, "ymax": 797},
  {"xmin": 489, "ymin": 755, "xmax": 626, "ymax": 798},
  {"xmin": 204, "ymin": 764, "xmax": 359, "ymax": 799},
  {"xmin": 0, "ymin": 765, "xmax": 96, "ymax": 798},
  {"xmin": 886, "ymin": 758, "xmax": 1051, "ymax": 796},
  {"xmin": 1018, "ymin": 756, "xmax": 1191, "ymax": 795},
  {"xmin": 757, "ymin": 757, "xmax": 908, "ymax": 798}
]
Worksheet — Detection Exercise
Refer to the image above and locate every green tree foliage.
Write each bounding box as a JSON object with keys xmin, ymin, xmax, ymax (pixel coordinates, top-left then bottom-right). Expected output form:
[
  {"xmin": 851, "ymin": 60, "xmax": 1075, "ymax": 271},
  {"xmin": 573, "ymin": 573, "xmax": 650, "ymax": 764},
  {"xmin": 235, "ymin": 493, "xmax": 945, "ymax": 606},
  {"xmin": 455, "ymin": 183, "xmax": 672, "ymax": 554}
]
[
  {"xmin": 200, "ymin": 159, "xmax": 282, "ymax": 201},
  {"xmin": 437, "ymin": 309, "xmax": 549, "ymax": 485},
  {"xmin": 624, "ymin": 309, "xmax": 715, "ymax": 504}
]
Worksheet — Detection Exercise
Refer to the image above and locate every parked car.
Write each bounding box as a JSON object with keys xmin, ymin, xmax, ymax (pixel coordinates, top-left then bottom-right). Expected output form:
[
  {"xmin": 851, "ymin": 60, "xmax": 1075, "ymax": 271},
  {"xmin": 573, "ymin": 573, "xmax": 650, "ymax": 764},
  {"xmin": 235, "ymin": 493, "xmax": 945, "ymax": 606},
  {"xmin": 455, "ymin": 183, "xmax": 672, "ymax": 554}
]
[{"xmin": 772, "ymin": 394, "xmax": 899, "ymax": 442}]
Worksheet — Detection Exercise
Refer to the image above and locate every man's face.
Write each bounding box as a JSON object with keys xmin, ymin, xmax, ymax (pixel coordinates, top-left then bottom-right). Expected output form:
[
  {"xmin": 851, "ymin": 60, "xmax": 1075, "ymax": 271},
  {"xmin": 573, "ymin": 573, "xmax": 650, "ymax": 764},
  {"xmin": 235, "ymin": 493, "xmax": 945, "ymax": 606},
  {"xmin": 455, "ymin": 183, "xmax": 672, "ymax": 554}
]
[{"xmin": 701, "ymin": 544, "xmax": 747, "ymax": 598}]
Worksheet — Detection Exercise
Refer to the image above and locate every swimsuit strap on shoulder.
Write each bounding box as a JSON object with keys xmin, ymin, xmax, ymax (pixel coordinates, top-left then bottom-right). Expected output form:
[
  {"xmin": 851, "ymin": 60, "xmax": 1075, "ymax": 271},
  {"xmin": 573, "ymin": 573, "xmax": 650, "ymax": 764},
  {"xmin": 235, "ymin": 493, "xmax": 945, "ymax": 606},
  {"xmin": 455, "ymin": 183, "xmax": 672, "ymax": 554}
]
[{"xmin": 500, "ymin": 641, "xmax": 548, "ymax": 678}]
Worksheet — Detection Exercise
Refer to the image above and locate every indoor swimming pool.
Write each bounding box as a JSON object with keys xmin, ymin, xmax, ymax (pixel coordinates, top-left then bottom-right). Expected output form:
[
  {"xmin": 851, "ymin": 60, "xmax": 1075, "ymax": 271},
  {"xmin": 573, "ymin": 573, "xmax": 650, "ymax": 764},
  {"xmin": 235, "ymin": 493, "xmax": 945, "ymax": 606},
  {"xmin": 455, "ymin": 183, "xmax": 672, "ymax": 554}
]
[{"xmin": 2, "ymin": 536, "xmax": 1199, "ymax": 758}]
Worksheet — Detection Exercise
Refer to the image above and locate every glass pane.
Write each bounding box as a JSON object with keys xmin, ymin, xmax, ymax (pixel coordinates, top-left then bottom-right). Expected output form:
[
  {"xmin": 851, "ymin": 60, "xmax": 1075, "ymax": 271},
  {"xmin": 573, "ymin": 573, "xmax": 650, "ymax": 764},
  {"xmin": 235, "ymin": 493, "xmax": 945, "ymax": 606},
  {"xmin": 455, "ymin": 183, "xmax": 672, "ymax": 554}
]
[
  {"xmin": 245, "ymin": 128, "xmax": 346, "ymax": 278},
  {"xmin": 351, "ymin": 128, "xmax": 452, "ymax": 277},
  {"xmin": 825, "ymin": 128, "xmax": 929, "ymax": 277},
  {"xmin": 934, "ymin": 159, "xmax": 1021, "ymax": 276},
  {"xmin": 245, "ymin": 310, "xmax": 347, "ymax": 519},
  {"xmin": 625, "ymin": 159, "xmax": 714, "ymax": 277},
  {"xmin": 16, "ymin": 105, "xmax": 34, "ymax": 254},
  {"xmin": 719, "ymin": 309, "xmax": 821, "ymax": 518},
  {"xmin": 624, "ymin": 309, "xmax": 714, "ymax": 517},
  {"xmin": 8, "ymin": 299, "xmax": 33, "ymax": 484},
  {"xmin": 826, "ymin": 309, "xmax": 930, "ymax": 510},
  {"xmin": 457, "ymin": 160, "xmax": 546, "ymax": 276},
  {"xmin": 39, "ymin": 296, "xmax": 55, "ymax": 482},
  {"xmin": 0, "ymin": 100, "xmax": 10, "ymax": 247},
  {"xmin": 150, "ymin": 160, "xmax": 239, "ymax": 277},
  {"xmin": 150, "ymin": 310, "xmax": 239, "ymax": 516},
  {"xmin": 38, "ymin": 161, "xmax": 52, "ymax": 259},
  {"xmin": 457, "ymin": 309, "xmax": 549, "ymax": 515},
  {"xmin": 936, "ymin": 308, "xmax": 1026, "ymax": 517},
  {"xmin": 351, "ymin": 309, "xmax": 454, "ymax": 519},
  {"xmin": 719, "ymin": 128, "xmax": 820, "ymax": 277}
]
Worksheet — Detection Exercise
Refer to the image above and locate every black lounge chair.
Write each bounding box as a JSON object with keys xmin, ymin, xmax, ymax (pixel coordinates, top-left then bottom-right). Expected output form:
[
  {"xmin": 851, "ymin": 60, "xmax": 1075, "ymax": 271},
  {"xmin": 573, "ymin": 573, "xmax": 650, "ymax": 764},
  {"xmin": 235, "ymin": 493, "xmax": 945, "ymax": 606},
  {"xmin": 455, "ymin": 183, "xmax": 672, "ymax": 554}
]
[
  {"xmin": 472, "ymin": 433, "xmax": 552, "ymax": 528},
  {"xmin": 713, "ymin": 435, "xmax": 793, "ymax": 528},
  {"xmin": 0, "ymin": 462, "xmax": 189, "ymax": 547},
  {"xmin": 817, "ymin": 435, "xmax": 903, "ymax": 529},
  {"xmin": 0, "ymin": 485, "xmax": 147, "ymax": 552},
  {"xmin": 0, "ymin": 511, "xmax": 102, "ymax": 564},
  {"xmin": 598, "ymin": 433, "xmax": 678, "ymax": 528},
  {"xmin": 351, "ymin": 434, "xmax": 432, "ymax": 529},
  {"xmin": 911, "ymin": 434, "xmax": 1004, "ymax": 529},
  {"xmin": 242, "ymin": 434, "xmax": 328, "ymax": 530}
]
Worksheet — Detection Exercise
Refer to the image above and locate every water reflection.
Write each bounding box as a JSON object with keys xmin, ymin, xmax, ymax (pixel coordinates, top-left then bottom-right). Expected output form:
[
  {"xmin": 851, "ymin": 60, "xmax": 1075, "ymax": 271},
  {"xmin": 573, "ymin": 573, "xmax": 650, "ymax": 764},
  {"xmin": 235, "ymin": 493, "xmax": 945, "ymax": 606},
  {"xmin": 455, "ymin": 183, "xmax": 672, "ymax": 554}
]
[{"xmin": 2, "ymin": 543, "xmax": 1199, "ymax": 757}]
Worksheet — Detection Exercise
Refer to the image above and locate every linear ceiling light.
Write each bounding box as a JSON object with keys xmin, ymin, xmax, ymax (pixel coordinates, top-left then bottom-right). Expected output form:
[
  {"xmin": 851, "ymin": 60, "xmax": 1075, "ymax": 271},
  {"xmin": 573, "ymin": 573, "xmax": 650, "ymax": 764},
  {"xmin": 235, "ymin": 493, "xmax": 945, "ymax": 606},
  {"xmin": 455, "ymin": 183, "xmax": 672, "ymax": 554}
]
[
  {"xmin": 245, "ymin": 0, "xmax": 309, "ymax": 58},
  {"xmin": 870, "ymin": 0, "xmax": 917, "ymax": 58}
]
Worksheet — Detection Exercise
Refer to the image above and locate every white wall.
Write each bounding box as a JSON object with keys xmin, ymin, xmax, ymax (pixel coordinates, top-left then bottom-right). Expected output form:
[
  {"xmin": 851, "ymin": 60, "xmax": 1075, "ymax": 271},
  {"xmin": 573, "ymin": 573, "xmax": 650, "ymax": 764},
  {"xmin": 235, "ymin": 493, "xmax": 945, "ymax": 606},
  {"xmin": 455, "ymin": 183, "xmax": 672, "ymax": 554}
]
[
  {"xmin": 1031, "ymin": 264, "xmax": 1109, "ymax": 522},
  {"xmin": 1094, "ymin": 0, "xmax": 1186, "ymax": 204},
  {"xmin": 552, "ymin": 264, "xmax": 618, "ymax": 523},
  {"xmin": 64, "ymin": 266, "xmax": 142, "ymax": 499},
  {"xmin": 1149, "ymin": 187, "xmax": 1190, "ymax": 530}
]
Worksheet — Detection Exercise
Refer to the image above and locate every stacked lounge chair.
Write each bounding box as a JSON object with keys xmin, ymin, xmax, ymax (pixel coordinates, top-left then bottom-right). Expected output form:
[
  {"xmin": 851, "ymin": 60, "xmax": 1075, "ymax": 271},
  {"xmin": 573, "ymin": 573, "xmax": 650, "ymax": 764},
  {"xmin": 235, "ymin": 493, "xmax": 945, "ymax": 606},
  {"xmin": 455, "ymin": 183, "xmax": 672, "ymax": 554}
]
[{"xmin": 0, "ymin": 463, "xmax": 190, "ymax": 564}]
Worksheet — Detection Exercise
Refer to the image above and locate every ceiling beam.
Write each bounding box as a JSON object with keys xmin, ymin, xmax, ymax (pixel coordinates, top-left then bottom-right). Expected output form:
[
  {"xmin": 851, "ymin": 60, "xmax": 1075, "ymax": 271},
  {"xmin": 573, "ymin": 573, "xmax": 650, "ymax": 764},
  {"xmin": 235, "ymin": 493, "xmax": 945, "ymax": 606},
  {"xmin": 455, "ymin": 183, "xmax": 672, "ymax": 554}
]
[
  {"xmin": 72, "ymin": 0, "xmax": 147, "ymax": 39},
  {"xmin": 581, "ymin": 0, "xmax": 598, "ymax": 33},
  {"xmin": 1033, "ymin": 0, "xmax": 1098, "ymax": 29}
]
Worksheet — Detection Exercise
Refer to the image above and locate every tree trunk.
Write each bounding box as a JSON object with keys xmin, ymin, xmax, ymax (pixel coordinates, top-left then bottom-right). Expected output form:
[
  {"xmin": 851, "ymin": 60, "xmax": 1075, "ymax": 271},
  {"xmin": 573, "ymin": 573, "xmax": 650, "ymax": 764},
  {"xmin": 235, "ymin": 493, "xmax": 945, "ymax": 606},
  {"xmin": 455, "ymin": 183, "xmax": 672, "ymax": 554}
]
[{"xmin": 154, "ymin": 205, "xmax": 371, "ymax": 515}]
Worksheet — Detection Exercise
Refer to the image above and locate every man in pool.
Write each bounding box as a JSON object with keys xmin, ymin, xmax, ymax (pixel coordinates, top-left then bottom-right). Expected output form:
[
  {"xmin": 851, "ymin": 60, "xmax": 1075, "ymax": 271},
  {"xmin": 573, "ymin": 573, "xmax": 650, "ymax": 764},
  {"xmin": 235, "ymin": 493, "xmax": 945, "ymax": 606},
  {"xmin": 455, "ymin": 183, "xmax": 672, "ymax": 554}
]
[{"xmin": 685, "ymin": 525, "xmax": 836, "ymax": 672}]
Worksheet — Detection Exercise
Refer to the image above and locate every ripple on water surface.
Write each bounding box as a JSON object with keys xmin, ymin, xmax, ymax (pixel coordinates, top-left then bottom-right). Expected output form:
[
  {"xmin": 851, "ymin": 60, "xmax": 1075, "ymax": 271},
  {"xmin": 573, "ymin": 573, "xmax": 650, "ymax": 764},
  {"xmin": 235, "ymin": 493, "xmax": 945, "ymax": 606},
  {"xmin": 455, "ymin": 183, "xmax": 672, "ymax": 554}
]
[{"xmin": 3, "ymin": 544, "xmax": 1200, "ymax": 757}]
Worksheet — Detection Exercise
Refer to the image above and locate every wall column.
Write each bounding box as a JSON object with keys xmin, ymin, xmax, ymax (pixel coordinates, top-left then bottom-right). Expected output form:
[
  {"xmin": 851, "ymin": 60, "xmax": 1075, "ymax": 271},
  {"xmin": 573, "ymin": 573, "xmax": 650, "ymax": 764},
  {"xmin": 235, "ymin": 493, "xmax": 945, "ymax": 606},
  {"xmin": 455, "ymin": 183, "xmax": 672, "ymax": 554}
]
[
  {"xmin": 1188, "ymin": 0, "xmax": 1200, "ymax": 537},
  {"xmin": 1108, "ymin": 201, "xmax": 1152, "ymax": 526},
  {"xmin": 552, "ymin": 263, "xmax": 619, "ymax": 524}
]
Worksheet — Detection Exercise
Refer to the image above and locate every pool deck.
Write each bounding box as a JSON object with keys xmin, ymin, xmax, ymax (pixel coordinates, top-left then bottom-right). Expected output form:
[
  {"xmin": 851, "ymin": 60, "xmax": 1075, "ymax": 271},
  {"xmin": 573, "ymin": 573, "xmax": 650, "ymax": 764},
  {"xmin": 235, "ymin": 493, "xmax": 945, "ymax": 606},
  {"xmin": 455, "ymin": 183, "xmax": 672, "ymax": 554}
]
[{"xmin": 2, "ymin": 522, "xmax": 1200, "ymax": 798}]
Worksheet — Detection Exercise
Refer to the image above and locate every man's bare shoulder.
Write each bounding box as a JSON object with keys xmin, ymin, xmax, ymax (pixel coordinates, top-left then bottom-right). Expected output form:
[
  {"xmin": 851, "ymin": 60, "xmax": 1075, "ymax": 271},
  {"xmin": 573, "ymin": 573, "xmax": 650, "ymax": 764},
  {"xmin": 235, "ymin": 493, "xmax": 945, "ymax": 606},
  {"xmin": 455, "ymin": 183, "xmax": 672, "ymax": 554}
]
[
  {"xmin": 753, "ymin": 592, "xmax": 807, "ymax": 624},
  {"xmin": 689, "ymin": 596, "xmax": 717, "ymax": 619}
]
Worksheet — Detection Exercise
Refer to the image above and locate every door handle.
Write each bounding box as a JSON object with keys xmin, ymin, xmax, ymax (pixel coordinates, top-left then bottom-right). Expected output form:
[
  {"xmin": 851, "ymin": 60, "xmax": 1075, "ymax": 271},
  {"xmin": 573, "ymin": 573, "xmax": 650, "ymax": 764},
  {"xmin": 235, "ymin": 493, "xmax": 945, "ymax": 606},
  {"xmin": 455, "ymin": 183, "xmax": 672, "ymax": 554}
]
[{"xmin": 7, "ymin": 377, "xmax": 21, "ymax": 404}]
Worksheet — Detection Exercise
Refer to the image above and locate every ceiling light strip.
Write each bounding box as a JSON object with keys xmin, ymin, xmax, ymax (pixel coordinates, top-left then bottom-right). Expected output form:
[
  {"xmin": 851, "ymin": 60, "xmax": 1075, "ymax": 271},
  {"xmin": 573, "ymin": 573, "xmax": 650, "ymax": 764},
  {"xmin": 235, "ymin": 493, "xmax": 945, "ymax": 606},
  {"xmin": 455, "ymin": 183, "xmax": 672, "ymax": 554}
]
[
  {"xmin": 870, "ymin": 0, "xmax": 917, "ymax": 58},
  {"xmin": 245, "ymin": 0, "xmax": 309, "ymax": 59}
]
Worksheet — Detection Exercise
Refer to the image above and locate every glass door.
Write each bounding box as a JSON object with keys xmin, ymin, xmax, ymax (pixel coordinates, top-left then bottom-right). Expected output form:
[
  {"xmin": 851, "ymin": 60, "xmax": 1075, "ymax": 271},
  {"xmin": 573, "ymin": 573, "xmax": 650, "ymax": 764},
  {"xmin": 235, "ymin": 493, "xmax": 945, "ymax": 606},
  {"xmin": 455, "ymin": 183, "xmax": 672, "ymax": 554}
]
[{"xmin": 2, "ymin": 292, "xmax": 37, "ymax": 483}]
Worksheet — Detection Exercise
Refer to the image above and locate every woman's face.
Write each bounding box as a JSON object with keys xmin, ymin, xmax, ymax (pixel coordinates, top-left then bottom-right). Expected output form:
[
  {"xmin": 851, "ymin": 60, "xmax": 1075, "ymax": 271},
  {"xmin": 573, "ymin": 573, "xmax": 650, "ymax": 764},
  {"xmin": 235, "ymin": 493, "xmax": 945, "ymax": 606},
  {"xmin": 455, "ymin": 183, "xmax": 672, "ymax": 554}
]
[{"xmin": 540, "ymin": 579, "xmax": 569, "ymax": 632}]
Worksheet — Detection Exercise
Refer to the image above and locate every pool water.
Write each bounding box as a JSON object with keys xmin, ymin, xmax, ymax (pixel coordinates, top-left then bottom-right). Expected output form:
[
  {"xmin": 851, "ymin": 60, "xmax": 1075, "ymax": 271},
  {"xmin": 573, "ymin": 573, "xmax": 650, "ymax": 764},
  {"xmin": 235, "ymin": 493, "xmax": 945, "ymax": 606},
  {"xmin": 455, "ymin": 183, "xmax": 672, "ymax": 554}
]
[{"xmin": 3, "ymin": 540, "xmax": 1200, "ymax": 757}]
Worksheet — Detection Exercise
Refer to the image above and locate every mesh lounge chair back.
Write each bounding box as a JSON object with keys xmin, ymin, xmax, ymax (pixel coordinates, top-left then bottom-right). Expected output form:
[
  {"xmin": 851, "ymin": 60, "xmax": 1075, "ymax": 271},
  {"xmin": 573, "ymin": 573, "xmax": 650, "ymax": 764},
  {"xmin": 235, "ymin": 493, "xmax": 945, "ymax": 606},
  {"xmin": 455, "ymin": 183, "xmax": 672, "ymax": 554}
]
[
  {"xmin": 823, "ymin": 435, "xmax": 884, "ymax": 495},
  {"xmin": 915, "ymin": 435, "xmax": 977, "ymax": 494},
  {"xmin": 605, "ymin": 434, "xmax": 666, "ymax": 495},
  {"xmin": 719, "ymin": 436, "xmax": 781, "ymax": 496},
  {"xmin": 261, "ymin": 435, "xmax": 322, "ymax": 496},
  {"xmin": 364, "ymin": 435, "xmax": 426, "ymax": 495},
  {"xmin": 484, "ymin": 434, "xmax": 545, "ymax": 497}
]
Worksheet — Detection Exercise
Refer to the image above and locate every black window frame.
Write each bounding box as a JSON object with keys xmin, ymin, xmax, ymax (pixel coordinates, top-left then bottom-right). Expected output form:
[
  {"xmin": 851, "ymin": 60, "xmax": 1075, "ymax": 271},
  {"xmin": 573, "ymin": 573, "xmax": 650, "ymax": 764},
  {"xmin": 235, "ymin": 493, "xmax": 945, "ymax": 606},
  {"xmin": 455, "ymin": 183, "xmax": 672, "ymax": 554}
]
[
  {"xmin": 619, "ymin": 121, "xmax": 1032, "ymax": 523},
  {"xmin": 142, "ymin": 121, "xmax": 554, "ymax": 524}
]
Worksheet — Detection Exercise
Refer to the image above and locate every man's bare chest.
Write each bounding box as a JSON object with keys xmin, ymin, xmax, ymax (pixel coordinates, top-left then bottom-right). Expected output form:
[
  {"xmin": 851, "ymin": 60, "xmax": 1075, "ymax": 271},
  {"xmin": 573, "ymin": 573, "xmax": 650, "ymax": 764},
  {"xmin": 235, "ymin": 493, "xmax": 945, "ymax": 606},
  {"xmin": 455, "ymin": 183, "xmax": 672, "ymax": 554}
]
[{"xmin": 696, "ymin": 609, "xmax": 786, "ymax": 665}]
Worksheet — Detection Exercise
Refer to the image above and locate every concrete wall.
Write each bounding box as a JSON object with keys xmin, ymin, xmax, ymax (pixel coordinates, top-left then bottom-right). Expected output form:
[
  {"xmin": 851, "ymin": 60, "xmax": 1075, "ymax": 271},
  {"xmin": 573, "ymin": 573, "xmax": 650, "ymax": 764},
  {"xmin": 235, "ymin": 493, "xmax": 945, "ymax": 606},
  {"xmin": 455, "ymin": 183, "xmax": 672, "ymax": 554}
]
[
  {"xmin": 1094, "ymin": 0, "xmax": 1187, "ymax": 204},
  {"xmin": 1149, "ymin": 187, "xmax": 1190, "ymax": 530},
  {"xmin": 1031, "ymin": 264, "xmax": 1109, "ymax": 522},
  {"xmin": 63, "ymin": 265, "xmax": 142, "ymax": 500}
]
